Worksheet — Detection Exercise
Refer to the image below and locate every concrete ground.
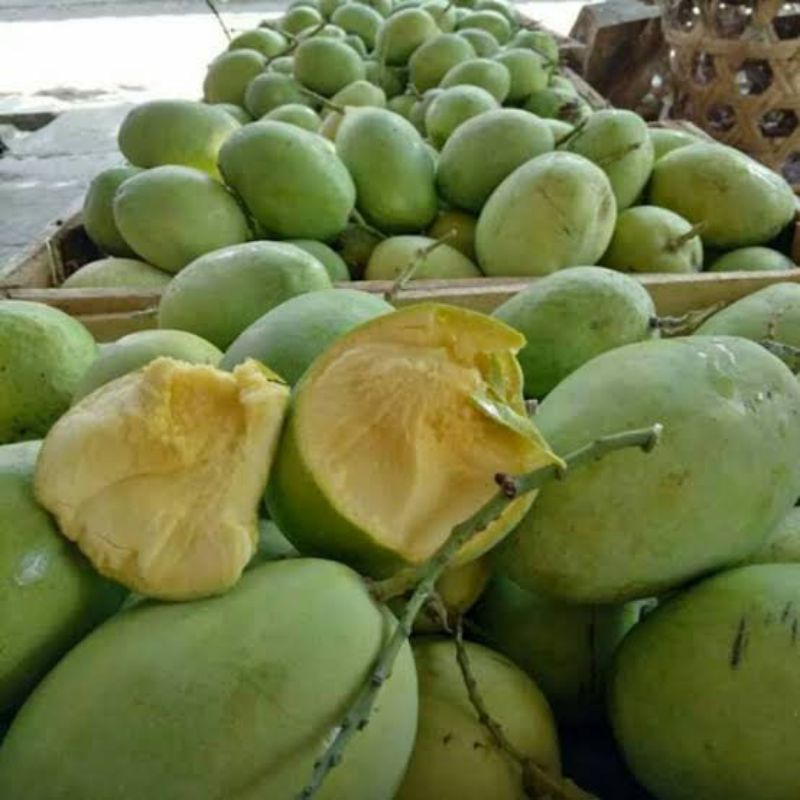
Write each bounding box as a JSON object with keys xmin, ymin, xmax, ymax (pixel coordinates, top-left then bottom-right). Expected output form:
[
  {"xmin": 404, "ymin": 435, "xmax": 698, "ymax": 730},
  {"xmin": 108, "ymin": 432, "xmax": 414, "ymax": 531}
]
[{"xmin": 0, "ymin": 0, "xmax": 596, "ymax": 277}]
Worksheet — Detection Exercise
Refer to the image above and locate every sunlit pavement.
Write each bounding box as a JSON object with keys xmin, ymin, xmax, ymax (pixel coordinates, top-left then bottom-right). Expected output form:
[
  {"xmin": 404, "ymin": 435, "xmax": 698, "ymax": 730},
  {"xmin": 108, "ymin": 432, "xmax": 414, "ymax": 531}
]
[{"xmin": 0, "ymin": 1, "xmax": 595, "ymax": 114}]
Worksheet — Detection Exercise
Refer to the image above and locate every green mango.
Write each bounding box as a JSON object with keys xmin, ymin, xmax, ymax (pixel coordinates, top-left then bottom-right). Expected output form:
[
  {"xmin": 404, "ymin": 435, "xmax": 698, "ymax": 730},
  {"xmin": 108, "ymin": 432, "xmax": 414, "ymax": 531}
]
[
  {"xmin": 395, "ymin": 639, "xmax": 560, "ymax": 800},
  {"xmin": 0, "ymin": 559, "xmax": 418, "ymax": 800},
  {"xmin": 422, "ymin": 0, "xmax": 457, "ymax": 31},
  {"xmin": 427, "ymin": 208, "xmax": 477, "ymax": 259},
  {"xmin": 746, "ymin": 507, "xmax": 800, "ymax": 565},
  {"xmin": 472, "ymin": 575, "xmax": 642, "ymax": 723},
  {"xmin": 493, "ymin": 47, "xmax": 550, "ymax": 102},
  {"xmin": 408, "ymin": 32, "xmax": 475, "ymax": 92},
  {"xmin": 424, "ymin": 85, "xmax": 498, "ymax": 149},
  {"xmin": 0, "ymin": 441, "xmax": 125, "ymax": 715},
  {"xmin": 493, "ymin": 266, "xmax": 655, "ymax": 398},
  {"xmin": 498, "ymin": 336, "xmax": 800, "ymax": 603},
  {"xmin": 543, "ymin": 117, "xmax": 573, "ymax": 141},
  {"xmin": 388, "ymin": 92, "xmax": 418, "ymax": 118},
  {"xmin": 509, "ymin": 28, "xmax": 558, "ymax": 62},
  {"xmin": 548, "ymin": 74, "xmax": 577, "ymax": 94},
  {"xmin": 61, "ymin": 257, "xmax": 171, "ymax": 290},
  {"xmin": 475, "ymin": 0, "xmax": 520, "ymax": 23},
  {"xmin": 696, "ymin": 282, "xmax": 800, "ymax": 347},
  {"xmin": 456, "ymin": 27, "xmax": 499, "ymax": 56},
  {"xmin": 375, "ymin": 8, "xmax": 439, "ymax": 65},
  {"xmin": 267, "ymin": 55, "xmax": 295, "ymax": 74},
  {"xmin": 436, "ymin": 108, "xmax": 553, "ymax": 213},
  {"xmin": 524, "ymin": 87, "xmax": 591, "ymax": 125},
  {"xmin": 409, "ymin": 88, "xmax": 443, "ymax": 132},
  {"xmin": 293, "ymin": 37, "xmax": 366, "ymax": 96},
  {"xmin": 332, "ymin": 79, "xmax": 386, "ymax": 106},
  {"xmin": 82, "ymin": 166, "xmax": 143, "ymax": 257},
  {"xmin": 287, "ymin": 239, "xmax": 351, "ymax": 281},
  {"xmin": 73, "ymin": 330, "xmax": 222, "ymax": 402},
  {"xmin": 244, "ymin": 72, "xmax": 313, "ymax": 117},
  {"xmin": 263, "ymin": 102, "xmax": 321, "ymax": 131},
  {"xmin": 158, "ymin": 241, "xmax": 332, "ymax": 349},
  {"xmin": 475, "ymin": 151, "xmax": 616, "ymax": 276},
  {"xmin": 311, "ymin": 22, "xmax": 349, "ymax": 38},
  {"xmin": 331, "ymin": 2, "xmax": 383, "ymax": 48},
  {"xmin": 650, "ymin": 143, "xmax": 797, "ymax": 248},
  {"xmin": 708, "ymin": 246, "xmax": 796, "ymax": 272},
  {"xmin": 601, "ymin": 205, "xmax": 704, "ymax": 273},
  {"xmin": 320, "ymin": 0, "xmax": 347, "ymax": 18},
  {"xmin": 365, "ymin": 234, "xmax": 481, "ymax": 279},
  {"xmin": 222, "ymin": 288, "xmax": 392, "ymax": 383},
  {"xmin": 336, "ymin": 222, "xmax": 385, "ymax": 277},
  {"xmin": 219, "ymin": 121, "xmax": 356, "ymax": 240},
  {"xmin": 113, "ymin": 165, "xmax": 251, "ymax": 274},
  {"xmin": 202, "ymin": 49, "xmax": 266, "ymax": 106},
  {"xmin": 364, "ymin": 59, "xmax": 408, "ymax": 97},
  {"xmin": 336, "ymin": 107, "xmax": 438, "ymax": 232},
  {"xmin": 212, "ymin": 102, "xmax": 252, "ymax": 124},
  {"xmin": 118, "ymin": 100, "xmax": 240, "ymax": 180},
  {"xmin": 439, "ymin": 56, "xmax": 511, "ymax": 102},
  {"xmin": 281, "ymin": 4, "xmax": 325, "ymax": 34},
  {"xmin": 649, "ymin": 126, "xmax": 699, "ymax": 160},
  {"xmin": 228, "ymin": 27, "xmax": 288, "ymax": 57},
  {"xmin": 0, "ymin": 302, "xmax": 97, "ymax": 444},
  {"xmin": 456, "ymin": 10, "xmax": 511, "ymax": 43},
  {"xmin": 561, "ymin": 109, "xmax": 654, "ymax": 211},
  {"xmin": 610, "ymin": 564, "xmax": 800, "ymax": 800},
  {"xmin": 358, "ymin": 0, "xmax": 392, "ymax": 16}
]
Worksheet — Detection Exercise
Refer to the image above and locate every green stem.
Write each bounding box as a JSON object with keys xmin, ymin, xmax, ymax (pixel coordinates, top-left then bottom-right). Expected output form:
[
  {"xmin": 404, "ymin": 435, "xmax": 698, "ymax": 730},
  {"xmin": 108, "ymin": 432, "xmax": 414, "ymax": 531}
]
[
  {"xmin": 266, "ymin": 21, "xmax": 326, "ymax": 64},
  {"xmin": 204, "ymin": 0, "xmax": 231, "ymax": 41},
  {"xmin": 666, "ymin": 221, "xmax": 706, "ymax": 252},
  {"xmin": 453, "ymin": 619, "xmax": 596, "ymax": 800},
  {"xmin": 384, "ymin": 232, "xmax": 458, "ymax": 302},
  {"xmin": 651, "ymin": 302, "xmax": 723, "ymax": 337},
  {"xmin": 300, "ymin": 87, "xmax": 345, "ymax": 113},
  {"xmin": 296, "ymin": 424, "xmax": 662, "ymax": 799},
  {"xmin": 349, "ymin": 208, "xmax": 387, "ymax": 241}
]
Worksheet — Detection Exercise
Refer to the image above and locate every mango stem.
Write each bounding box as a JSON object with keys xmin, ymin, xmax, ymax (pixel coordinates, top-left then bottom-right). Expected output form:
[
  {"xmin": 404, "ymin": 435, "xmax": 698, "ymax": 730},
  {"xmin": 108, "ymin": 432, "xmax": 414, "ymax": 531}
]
[
  {"xmin": 384, "ymin": 232, "xmax": 458, "ymax": 302},
  {"xmin": 666, "ymin": 221, "xmax": 706, "ymax": 252},
  {"xmin": 296, "ymin": 423, "xmax": 663, "ymax": 799},
  {"xmin": 204, "ymin": 0, "xmax": 231, "ymax": 41}
]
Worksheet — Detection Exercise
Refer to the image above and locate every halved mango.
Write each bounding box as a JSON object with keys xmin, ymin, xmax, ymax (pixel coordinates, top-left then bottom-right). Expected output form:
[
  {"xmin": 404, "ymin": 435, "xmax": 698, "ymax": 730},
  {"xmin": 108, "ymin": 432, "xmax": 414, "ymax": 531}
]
[
  {"xmin": 267, "ymin": 303, "xmax": 559, "ymax": 576},
  {"xmin": 35, "ymin": 357, "xmax": 289, "ymax": 601}
]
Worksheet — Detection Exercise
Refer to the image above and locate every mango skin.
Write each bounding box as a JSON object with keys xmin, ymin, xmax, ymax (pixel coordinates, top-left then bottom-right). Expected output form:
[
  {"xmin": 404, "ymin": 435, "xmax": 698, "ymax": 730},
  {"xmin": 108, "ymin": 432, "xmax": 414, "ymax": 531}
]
[
  {"xmin": 244, "ymin": 73, "xmax": 312, "ymax": 118},
  {"xmin": 436, "ymin": 108, "xmax": 554, "ymax": 213},
  {"xmin": 0, "ymin": 559, "xmax": 418, "ymax": 800},
  {"xmin": 696, "ymin": 282, "xmax": 800, "ymax": 348},
  {"xmin": 610, "ymin": 564, "xmax": 800, "ymax": 800},
  {"xmin": 561, "ymin": 109, "xmax": 654, "ymax": 211},
  {"xmin": 118, "ymin": 100, "xmax": 240, "ymax": 179},
  {"xmin": 73, "ymin": 329, "xmax": 222, "ymax": 401},
  {"xmin": 113, "ymin": 165, "xmax": 250, "ymax": 274},
  {"xmin": 0, "ymin": 301, "xmax": 97, "ymax": 444},
  {"xmin": 708, "ymin": 246, "xmax": 796, "ymax": 272},
  {"xmin": 746, "ymin": 506, "xmax": 800, "ymax": 565},
  {"xmin": 649, "ymin": 126, "xmax": 698, "ymax": 161},
  {"xmin": 439, "ymin": 57, "xmax": 511, "ymax": 103},
  {"xmin": 498, "ymin": 336, "xmax": 800, "ymax": 603},
  {"xmin": 219, "ymin": 121, "xmax": 356, "ymax": 241},
  {"xmin": 293, "ymin": 37, "xmax": 366, "ymax": 96},
  {"xmin": 375, "ymin": 8, "xmax": 439, "ymax": 65},
  {"xmin": 158, "ymin": 241, "xmax": 332, "ymax": 349},
  {"xmin": 336, "ymin": 108, "xmax": 438, "ymax": 233},
  {"xmin": 408, "ymin": 32, "xmax": 476, "ymax": 92},
  {"xmin": 475, "ymin": 152, "xmax": 617, "ymax": 277},
  {"xmin": 492, "ymin": 266, "xmax": 655, "ymax": 399},
  {"xmin": 365, "ymin": 234, "xmax": 481, "ymax": 279},
  {"xmin": 0, "ymin": 441, "xmax": 125, "ymax": 716},
  {"xmin": 203, "ymin": 49, "xmax": 267, "ymax": 106},
  {"xmin": 650, "ymin": 143, "xmax": 797, "ymax": 248},
  {"xmin": 331, "ymin": 3, "xmax": 383, "ymax": 50},
  {"xmin": 221, "ymin": 288, "xmax": 393, "ymax": 384},
  {"xmin": 424, "ymin": 85, "xmax": 498, "ymax": 150},
  {"xmin": 472, "ymin": 575, "xmax": 642, "ymax": 724},
  {"xmin": 395, "ymin": 639, "xmax": 560, "ymax": 800},
  {"xmin": 287, "ymin": 239, "xmax": 350, "ymax": 281},
  {"xmin": 228, "ymin": 27, "xmax": 287, "ymax": 57},
  {"xmin": 82, "ymin": 166, "xmax": 142, "ymax": 257},
  {"xmin": 62, "ymin": 257, "xmax": 171, "ymax": 289}
]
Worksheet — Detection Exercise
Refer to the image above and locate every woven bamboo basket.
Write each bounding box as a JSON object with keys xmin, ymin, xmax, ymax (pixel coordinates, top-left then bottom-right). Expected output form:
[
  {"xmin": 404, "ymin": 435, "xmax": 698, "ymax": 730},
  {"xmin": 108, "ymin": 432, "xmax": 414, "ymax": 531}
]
[{"xmin": 662, "ymin": 0, "xmax": 800, "ymax": 188}]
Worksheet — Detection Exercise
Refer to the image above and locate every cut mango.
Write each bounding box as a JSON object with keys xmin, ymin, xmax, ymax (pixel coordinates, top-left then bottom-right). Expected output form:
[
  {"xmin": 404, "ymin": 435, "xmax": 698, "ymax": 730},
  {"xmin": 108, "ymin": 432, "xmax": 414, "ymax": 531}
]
[
  {"xmin": 267, "ymin": 303, "xmax": 559, "ymax": 577},
  {"xmin": 35, "ymin": 357, "xmax": 289, "ymax": 601}
]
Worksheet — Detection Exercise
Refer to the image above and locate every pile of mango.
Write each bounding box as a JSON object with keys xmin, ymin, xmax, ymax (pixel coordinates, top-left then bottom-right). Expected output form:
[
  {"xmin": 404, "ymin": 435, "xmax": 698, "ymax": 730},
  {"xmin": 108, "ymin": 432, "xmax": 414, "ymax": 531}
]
[
  {"xmin": 63, "ymin": 0, "xmax": 797, "ymax": 312},
  {"xmin": 5, "ymin": 1, "xmax": 800, "ymax": 798}
]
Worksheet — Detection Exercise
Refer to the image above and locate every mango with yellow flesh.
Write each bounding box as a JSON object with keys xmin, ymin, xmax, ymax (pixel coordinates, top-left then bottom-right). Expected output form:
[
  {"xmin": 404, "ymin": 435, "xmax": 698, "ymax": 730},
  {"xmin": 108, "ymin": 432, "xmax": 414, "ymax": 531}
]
[
  {"xmin": 35, "ymin": 357, "xmax": 290, "ymax": 601},
  {"xmin": 266, "ymin": 303, "xmax": 560, "ymax": 577},
  {"xmin": 0, "ymin": 558, "xmax": 418, "ymax": 800}
]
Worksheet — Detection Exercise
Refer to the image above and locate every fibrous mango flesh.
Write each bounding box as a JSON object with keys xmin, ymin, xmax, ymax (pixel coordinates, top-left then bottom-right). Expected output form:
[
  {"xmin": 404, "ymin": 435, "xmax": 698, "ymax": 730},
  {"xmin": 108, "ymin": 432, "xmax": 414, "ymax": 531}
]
[
  {"xmin": 35, "ymin": 357, "xmax": 289, "ymax": 601},
  {"xmin": 267, "ymin": 303, "xmax": 560, "ymax": 577}
]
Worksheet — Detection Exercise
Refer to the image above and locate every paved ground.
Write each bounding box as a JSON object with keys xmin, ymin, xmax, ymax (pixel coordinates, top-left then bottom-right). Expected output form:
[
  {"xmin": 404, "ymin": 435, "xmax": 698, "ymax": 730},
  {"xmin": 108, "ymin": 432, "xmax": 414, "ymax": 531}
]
[{"xmin": 0, "ymin": 0, "xmax": 594, "ymax": 278}]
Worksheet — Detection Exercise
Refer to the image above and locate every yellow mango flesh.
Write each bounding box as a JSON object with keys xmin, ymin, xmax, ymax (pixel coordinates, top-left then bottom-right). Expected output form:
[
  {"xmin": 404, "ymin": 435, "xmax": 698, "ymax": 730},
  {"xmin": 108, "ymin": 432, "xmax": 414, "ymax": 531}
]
[{"xmin": 35, "ymin": 357, "xmax": 289, "ymax": 601}]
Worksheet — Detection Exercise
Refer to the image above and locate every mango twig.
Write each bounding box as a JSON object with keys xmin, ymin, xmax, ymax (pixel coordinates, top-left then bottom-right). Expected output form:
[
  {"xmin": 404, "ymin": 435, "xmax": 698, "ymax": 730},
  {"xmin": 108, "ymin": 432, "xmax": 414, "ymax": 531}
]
[
  {"xmin": 384, "ymin": 232, "xmax": 457, "ymax": 302},
  {"xmin": 204, "ymin": 0, "xmax": 232, "ymax": 41},
  {"xmin": 453, "ymin": 619, "xmax": 596, "ymax": 800},
  {"xmin": 296, "ymin": 423, "xmax": 663, "ymax": 799}
]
